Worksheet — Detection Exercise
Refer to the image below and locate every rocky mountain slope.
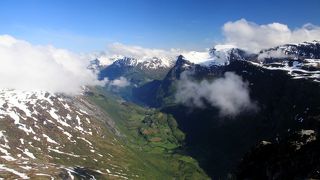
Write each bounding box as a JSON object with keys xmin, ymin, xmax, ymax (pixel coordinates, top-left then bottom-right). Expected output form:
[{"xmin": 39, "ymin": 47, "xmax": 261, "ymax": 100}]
[
  {"xmin": 98, "ymin": 57, "xmax": 175, "ymax": 85},
  {"xmin": 255, "ymin": 40, "xmax": 320, "ymax": 81},
  {"xmin": 0, "ymin": 89, "xmax": 133, "ymax": 179},
  {"xmin": 99, "ymin": 41, "xmax": 320, "ymax": 93},
  {"xmin": 129, "ymin": 41, "xmax": 320, "ymax": 178},
  {"xmin": 236, "ymin": 129, "xmax": 320, "ymax": 179},
  {"xmin": 133, "ymin": 41, "xmax": 320, "ymax": 107}
]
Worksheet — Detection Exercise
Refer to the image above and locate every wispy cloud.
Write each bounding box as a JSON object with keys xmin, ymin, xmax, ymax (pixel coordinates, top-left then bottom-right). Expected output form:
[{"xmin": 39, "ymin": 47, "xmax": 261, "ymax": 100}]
[
  {"xmin": 109, "ymin": 76, "xmax": 130, "ymax": 87},
  {"xmin": 175, "ymin": 71, "xmax": 257, "ymax": 117}
]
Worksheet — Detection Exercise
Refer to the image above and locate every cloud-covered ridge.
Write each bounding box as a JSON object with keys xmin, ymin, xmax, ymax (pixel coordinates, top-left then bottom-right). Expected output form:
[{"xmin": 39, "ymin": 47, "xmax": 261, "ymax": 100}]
[
  {"xmin": 0, "ymin": 35, "xmax": 104, "ymax": 94},
  {"xmin": 222, "ymin": 19, "xmax": 320, "ymax": 52},
  {"xmin": 175, "ymin": 72, "xmax": 257, "ymax": 117}
]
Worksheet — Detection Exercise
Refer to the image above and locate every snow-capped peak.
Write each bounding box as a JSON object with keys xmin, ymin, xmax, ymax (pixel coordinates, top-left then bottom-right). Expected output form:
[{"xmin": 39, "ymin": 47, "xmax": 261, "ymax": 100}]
[
  {"xmin": 258, "ymin": 40, "xmax": 320, "ymax": 61},
  {"xmin": 111, "ymin": 56, "xmax": 175, "ymax": 69},
  {"xmin": 180, "ymin": 44, "xmax": 245, "ymax": 67},
  {"xmin": 249, "ymin": 40, "xmax": 320, "ymax": 82},
  {"xmin": 139, "ymin": 57, "xmax": 174, "ymax": 69},
  {"xmin": 180, "ymin": 51, "xmax": 212, "ymax": 65}
]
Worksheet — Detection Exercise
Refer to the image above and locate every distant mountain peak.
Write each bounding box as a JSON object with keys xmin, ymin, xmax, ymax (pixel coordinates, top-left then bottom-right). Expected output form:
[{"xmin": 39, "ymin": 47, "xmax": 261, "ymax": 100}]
[
  {"xmin": 87, "ymin": 59, "xmax": 103, "ymax": 73},
  {"xmin": 180, "ymin": 46, "xmax": 252, "ymax": 67},
  {"xmin": 110, "ymin": 56, "xmax": 174, "ymax": 70}
]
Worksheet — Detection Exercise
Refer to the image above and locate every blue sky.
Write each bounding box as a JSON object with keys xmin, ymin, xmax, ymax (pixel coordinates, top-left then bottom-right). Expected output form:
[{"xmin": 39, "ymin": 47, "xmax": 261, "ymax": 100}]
[{"xmin": 0, "ymin": 0, "xmax": 319, "ymax": 52}]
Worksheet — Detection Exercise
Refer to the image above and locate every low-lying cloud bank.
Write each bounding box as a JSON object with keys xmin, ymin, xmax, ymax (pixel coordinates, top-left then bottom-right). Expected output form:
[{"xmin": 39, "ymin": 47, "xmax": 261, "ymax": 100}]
[
  {"xmin": 175, "ymin": 72, "xmax": 257, "ymax": 117},
  {"xmin": 222, "ymin": 19, "xmax": 320, "ymax": 52},
  {"xmin": 107, "ymin": 76, "xmax": 130, "ymax": 88},
  {"xmin": 0, "ymin": 35, "xmax": 105, "ymax": 94}
]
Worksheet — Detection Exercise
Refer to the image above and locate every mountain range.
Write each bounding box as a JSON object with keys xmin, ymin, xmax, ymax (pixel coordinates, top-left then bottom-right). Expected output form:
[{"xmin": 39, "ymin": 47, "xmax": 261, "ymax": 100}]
[
  {"xmin": 98, "ymin": 40, "xmax": 320, "ymax": 178},
  {"xmin": 0, "ymin": 40, "xmax": 320, "ymax": 179},
  {"xmin": 98, "ymin": 40, "xmax": 320, "ymax": 86}
]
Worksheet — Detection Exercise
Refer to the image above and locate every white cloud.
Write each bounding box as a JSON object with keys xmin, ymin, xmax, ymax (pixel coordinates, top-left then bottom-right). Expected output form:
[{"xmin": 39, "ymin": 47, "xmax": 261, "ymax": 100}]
[
  {"xmin": 109, "ymin": 76, "xmax": 130, "ymax": 87},
  {"xmin": 257, "ymin": 49, "xmax": 290, "ymax": 61},
  {"xmin": 175, "ymin": 71, "xmax": 257, "ymax": 117},
  {"xmin": 0, "ymin": 35, "xmax": 104, "ymax": 94},
  {"xmin": 107, "ymin": 43, "xmax": 177, "ymax": 61},
  {"xmin": 102, "ymin": 76, "xmax": 130, "ymax": 88},
  {"xmin": 222, "ymin": 19, "xmax": 320, "ymax": 52}
]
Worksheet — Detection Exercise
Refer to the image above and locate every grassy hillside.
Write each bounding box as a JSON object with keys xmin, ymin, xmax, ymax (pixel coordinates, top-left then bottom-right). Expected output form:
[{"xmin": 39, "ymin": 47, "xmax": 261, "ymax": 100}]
[{"xmin": 86, "ymin": 87, "xmax": 209, "ymax": 179}]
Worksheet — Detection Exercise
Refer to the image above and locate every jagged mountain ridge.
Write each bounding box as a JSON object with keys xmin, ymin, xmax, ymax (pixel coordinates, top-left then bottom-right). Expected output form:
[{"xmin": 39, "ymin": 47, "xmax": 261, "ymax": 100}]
[
  {"xmin": 259, "ymin": 40, "xmax": 320, "ymax": 59},
  {"xmin": 254, "ymin": 40, "xmax": 320, "ymax": 81},
  {"xmin": 129, "ymin": 40, "xmax": 320, "ymax": 178},
  {"xmin": 199, "ymin": 41, "xmax": 320, "ymax": 81},
  {"xmin": 72, "ymin": 40, "xmax": 320, "ymax": 179},
  {"xmin": 132, "ymin": 40, "xmax": 320, "ymax": 108},
  {"xmin": 152, "ymin": 60, "xmax": 320, "ymax": 178},
  {"xmin": 97, "ymin": 41, "xmax": 320, "ymax": 87},
  {"xmin": 112, "ymin": 56, "xmax": 174, "ymax": 69},
  {"xmin": 98, "ymin": 57, "xmax": 175, "ymax": 86},
  {"xmin": 96, "ymin": 45, "xmax": 255, "ymax": 84},
  {"xmin": 201, "ymin": 46, "xmax": 255, "ymax": 66}
]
